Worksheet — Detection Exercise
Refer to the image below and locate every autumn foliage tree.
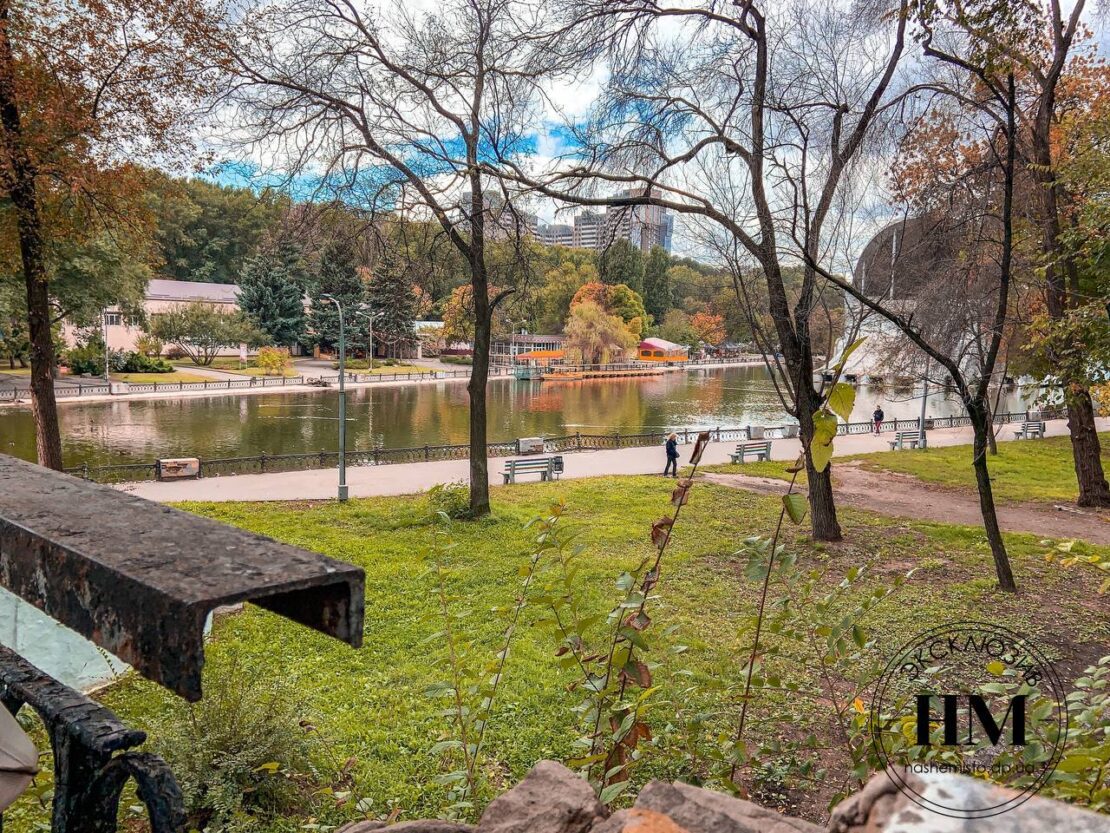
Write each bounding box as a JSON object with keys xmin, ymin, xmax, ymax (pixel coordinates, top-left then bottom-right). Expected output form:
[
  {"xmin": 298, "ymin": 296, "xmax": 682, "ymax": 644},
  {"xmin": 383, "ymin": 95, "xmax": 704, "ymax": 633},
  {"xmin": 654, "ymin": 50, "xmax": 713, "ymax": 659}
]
[
  {"xmin": 690, "ymin": 311, "xmax": 726, "ymax": 346},
  {"xmin": 563, "ymin": 301, "xmax": 636, "ymax": 365},
  {"xmin": 0, "ymin": 0, "xmax": 218, "ymax": 468}
]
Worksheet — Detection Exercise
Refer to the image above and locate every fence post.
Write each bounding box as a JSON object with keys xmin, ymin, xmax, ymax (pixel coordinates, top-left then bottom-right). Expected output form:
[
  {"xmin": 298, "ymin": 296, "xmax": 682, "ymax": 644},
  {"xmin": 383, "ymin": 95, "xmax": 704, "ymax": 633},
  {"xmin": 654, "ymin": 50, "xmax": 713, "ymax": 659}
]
[
  {"xmin": 424, "ymin": 444, "xmax": 430, "ymax": 461},
  {"xmin": 320, "ymin": 449, "xmax": 326, "ymax": 467},
  {"xmin": 260, "ymin": 452, "xmax": 267, "ymax": 472},
  {"xmin": 82, "ymin": 461, "xmax": 89, "ymax": 480},
  {"xmin": 576, "ymin": 431, "xmax": 582, "ymax": 451}
]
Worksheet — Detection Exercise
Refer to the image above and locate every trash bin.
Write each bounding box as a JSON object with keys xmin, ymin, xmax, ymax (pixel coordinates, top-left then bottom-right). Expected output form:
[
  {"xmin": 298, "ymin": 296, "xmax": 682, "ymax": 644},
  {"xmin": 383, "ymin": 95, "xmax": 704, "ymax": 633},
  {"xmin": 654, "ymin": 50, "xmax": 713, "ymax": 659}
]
[
  {"xmin": 157, "ymin": 458, "xmax": 200, "ymax": 480},
  {"xmin": 552, "ymin": 455, "xmax": 564, "ymax": 475}
]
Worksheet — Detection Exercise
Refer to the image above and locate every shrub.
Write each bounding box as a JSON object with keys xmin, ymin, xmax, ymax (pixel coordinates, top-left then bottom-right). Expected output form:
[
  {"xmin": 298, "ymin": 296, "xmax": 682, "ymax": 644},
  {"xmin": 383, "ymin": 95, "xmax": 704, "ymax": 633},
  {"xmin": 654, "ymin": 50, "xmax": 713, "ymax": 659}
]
[
  {"xmin": 135, "ymin": 333, "xmax": 164, "ymax": 357},
  {"xmin": 64, "ymin": 339, "xmax": 105, "ymax": 375},
  {"xmin": 149, "ymin": 667, "xmax": 316, "ymax": 830},
  {"xmin": 441, "ymin": 354, "xmax": 472, "ymax": 366},
  {"xmin": 428, "ymin": 481, "xmax": 470, "ymax": 519},
  {"xmin": 255, "ymin": 346, "xmax": 291, "ymax": 376},
  {"xmin": 165, "ymin": 344, "xmax": 188, "ymax": 360},
  {"xmin": 109, "ymin": 351, "xmax": 174, "ymax": 373}
]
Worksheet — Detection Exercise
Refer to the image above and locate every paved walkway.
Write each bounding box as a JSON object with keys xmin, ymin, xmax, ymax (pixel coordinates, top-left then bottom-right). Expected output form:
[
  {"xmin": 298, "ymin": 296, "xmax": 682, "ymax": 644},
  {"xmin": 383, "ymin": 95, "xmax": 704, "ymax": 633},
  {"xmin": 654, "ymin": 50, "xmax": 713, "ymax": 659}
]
[{"xmin": 119, "ymin": 416, "xmax": 1104, "ymax": 503}]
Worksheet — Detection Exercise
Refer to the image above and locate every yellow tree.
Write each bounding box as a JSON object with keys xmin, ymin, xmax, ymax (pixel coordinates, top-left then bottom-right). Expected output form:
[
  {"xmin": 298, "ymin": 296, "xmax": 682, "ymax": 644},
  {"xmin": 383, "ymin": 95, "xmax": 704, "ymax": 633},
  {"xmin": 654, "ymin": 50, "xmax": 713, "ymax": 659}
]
[
  {"xmin": 563, "ymin": 301, "xmax": 636, "ymax": 365},
  {"xmin": 0, "ymin": 0, "xmax": 218, "ymax": 468}
]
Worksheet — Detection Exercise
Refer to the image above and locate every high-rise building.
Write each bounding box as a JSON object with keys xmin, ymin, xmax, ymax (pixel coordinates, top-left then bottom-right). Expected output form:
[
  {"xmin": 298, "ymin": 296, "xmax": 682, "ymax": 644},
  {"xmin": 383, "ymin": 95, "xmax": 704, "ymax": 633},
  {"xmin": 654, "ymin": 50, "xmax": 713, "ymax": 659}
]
[
  {"xmin": 532, "ymin": 190, "xmax": 675, "ymax": 253},
  {"xmin": 572, "ymin": 211, "xmax": 606, "ymax": 249},
  {"xmin": 538, "ymin": 223, "xmax": 574, "ymax": 247}
]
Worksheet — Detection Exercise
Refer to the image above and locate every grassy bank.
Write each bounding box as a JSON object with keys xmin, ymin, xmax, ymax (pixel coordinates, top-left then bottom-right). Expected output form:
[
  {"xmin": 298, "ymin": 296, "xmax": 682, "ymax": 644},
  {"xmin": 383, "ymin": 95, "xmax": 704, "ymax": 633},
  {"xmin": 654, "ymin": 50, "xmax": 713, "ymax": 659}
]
[
  {"xmin": 856, "ymin": 432, "xmax": 1110, "ymax": 503},
  {"xmin": 705, "ymin": 432, "xmax": 1110, "ymax": 504},
  {"xmin": 8, "ymin": 476, "xmax": 1108, "ymax": 831}
]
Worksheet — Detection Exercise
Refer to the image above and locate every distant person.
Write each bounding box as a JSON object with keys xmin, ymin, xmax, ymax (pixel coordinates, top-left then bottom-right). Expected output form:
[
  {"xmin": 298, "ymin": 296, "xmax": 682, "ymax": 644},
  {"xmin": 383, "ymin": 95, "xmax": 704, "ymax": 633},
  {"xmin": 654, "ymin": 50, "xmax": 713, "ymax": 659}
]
[
  {"xmin": 664, "ymin": 432, "xmax": 680, "ymax": 477},
  {"xmin": 873, "ymin": 405, "xmax": 885, "ymax": 434}
]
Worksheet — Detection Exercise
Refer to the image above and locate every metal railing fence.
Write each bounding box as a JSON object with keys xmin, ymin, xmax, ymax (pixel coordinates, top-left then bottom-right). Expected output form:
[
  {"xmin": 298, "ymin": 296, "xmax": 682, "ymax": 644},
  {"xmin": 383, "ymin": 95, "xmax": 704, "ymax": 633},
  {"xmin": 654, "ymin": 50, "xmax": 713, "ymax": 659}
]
[{"xmin": 62, "ymin": 407, "xmax": 1063, "ymax": 484}]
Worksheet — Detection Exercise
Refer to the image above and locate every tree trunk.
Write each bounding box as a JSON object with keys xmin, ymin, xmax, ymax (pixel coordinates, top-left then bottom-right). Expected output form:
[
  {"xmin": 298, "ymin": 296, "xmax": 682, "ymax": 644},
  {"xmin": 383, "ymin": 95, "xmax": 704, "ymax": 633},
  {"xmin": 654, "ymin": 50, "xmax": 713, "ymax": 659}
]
[
  {"xmin": 798, "ymin": 403, "xmax": 842, "ymax": 542},
  {"xmin": 468, "ymin": 310, "xmax": 491, "ymax": 518},
  {"xmin": 1065, "ymin": 386, "xmax": 1110, "ymax": 507},
  {"xmin": 968, "ymin": 403, "xmax": 1016, "ymax": 592},
  {"xmin": 984, "ymin": 396, "xmax": 998, "ymax": 456},
  {"xmin": 466, "ymin": 168, "xmax": 491, "ymax": 518},
  {"xmin": 0, "ymin": 0, "xmax": 63, "ymax": 470},
  {"xmin": 1030, "ymin": 76, "xmax": 1109, "ymax": 507}
]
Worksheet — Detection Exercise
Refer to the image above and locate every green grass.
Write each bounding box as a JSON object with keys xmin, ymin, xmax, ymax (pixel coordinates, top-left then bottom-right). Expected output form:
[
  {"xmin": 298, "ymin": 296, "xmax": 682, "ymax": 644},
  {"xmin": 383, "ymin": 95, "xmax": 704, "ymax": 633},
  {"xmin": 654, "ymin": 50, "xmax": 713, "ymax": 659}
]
[
  {"xmin": 333, "ymin": 360, "xmax": 433, "ymax": 374},
  {"xmin": 112, "ymin": 371, "xmax": 211, "ymax": 384},
  {"xmin": 7, "ymin": 476, "xmax": 1106, "ymax": 832},
  {"xmin": 0, "ymin": 366, "xmax": 31, "ymax": 375},
  {"xmin": 175, "ymin": 358, "xmax": 298, "ymax": 377},
  {"xmin": 704, "ymin": 433, "xmax": 1110, "ymax": 504},
  {"xmin": 857, "ymin": 432, "xmax": 1110, "ymax": 503}
]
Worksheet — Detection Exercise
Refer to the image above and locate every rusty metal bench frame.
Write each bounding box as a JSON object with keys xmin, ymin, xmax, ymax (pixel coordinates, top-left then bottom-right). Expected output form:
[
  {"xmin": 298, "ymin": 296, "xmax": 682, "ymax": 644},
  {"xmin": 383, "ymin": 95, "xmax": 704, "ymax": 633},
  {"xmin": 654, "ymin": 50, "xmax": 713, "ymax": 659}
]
[{"xmin": 0, "ymin": 455, "xmax": 366, "ymax": 832}]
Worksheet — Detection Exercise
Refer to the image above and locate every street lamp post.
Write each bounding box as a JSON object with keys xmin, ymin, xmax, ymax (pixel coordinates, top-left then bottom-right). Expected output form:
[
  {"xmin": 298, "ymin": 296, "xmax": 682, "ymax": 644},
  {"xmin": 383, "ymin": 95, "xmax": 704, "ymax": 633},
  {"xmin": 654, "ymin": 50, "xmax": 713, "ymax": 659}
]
[
  {"xmin": 102, "ymin": 310, "xmax": 111, "ymax": 384},
  {"xmin": 321, "ymin": 294, "xmax": 348, "ymax": 501},
  {"xmin": 354, "ymin": 309, "xmax": 380, "ymax": 374},
  {"xmin": 918, "ymin": 357, "xmax": 930, "ymax": 449}
]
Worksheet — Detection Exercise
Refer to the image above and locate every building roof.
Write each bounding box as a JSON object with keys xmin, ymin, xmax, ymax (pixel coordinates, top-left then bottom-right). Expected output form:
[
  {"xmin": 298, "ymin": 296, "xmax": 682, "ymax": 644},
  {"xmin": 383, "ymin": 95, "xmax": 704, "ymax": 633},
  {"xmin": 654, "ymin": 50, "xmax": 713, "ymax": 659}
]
[
  {"xmin": 145, "ymin": 279, "xmax": 240, "ymax": 304},
  {"xmin": 639, "ymin": 337, "xmax": 686, "ymax": 352}
]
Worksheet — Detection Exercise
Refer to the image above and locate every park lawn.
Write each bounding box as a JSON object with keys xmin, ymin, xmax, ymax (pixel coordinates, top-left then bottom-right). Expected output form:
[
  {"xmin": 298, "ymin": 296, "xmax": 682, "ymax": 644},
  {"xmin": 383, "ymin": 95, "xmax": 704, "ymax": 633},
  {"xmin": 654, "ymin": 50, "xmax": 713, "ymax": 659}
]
[
  {"xmin": 856, "ymin": 432, "xmax": 1110, "ymax": 503},
  {"xmin": 0, "ymin": 366, "xmax": 31, "ymax": 375},
  {"xmin": 335, "ymin": 360, "xmax": 435, "ymax": 374},
  {"xmin": 702, "ymin": 433, "xmax": 1110, "ymax": 504},
  {"xmin": 175, "ymin": 358, "xmax": 299, "ymax": 377},
  {"xmin": 111, "ymin": 371, "xmax": 211, "ymax": 384},
  {"xmin": 8, "ymin": 477, "xmax": 1107, "ymax": 832}
]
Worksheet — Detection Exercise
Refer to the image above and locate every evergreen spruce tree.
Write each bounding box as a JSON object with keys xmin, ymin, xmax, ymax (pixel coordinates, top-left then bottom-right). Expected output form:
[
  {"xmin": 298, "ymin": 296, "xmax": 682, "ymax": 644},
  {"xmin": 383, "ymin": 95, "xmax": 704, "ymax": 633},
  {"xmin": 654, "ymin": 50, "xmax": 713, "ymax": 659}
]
[
  {"xmin": 307, "ymin": 239, "xmax": 366, "ymax": 352},
  {"xmin": 642, "ymin": 245, "xmax": 672, "ymax": 322},
  {"xmin": 237, "ymin": 240, "xmax": 309, "ymax": 347},
  {"xmin": 368, "ymin": 253, "xmax": 418, "ymax": 358},
  {"xmin": 598, "ymin": 238, "xmax": 645, "ymax": 295}
]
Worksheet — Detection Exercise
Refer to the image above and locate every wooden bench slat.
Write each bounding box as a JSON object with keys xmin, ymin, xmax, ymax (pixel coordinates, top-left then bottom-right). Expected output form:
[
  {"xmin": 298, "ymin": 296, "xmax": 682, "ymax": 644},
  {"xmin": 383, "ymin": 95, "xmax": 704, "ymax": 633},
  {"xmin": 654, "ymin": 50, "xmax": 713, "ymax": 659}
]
[
  {"xmin": 502, "ymin": 456, "xmax": 563, "ymax": 484},
  {"xmin": 731, "ymin": 440, "xmax": 772, "ymax": 464}
]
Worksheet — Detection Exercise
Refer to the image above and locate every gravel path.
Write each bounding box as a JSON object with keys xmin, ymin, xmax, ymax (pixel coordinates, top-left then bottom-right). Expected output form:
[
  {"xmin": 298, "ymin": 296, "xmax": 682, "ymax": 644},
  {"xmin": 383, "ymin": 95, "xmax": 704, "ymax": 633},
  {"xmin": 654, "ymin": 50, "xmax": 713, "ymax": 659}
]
[{"xmin": 702, "ymin": 461, "xmax": 1110, "ymax": 545}]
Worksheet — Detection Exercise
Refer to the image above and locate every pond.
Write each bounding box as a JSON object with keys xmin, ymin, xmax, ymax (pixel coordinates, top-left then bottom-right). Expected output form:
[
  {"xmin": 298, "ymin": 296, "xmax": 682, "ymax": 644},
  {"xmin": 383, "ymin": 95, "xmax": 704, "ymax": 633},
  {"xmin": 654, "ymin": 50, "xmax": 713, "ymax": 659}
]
[{"xmin": 0, "ymin": 365, "xmax": 1037, "ymax": 467}]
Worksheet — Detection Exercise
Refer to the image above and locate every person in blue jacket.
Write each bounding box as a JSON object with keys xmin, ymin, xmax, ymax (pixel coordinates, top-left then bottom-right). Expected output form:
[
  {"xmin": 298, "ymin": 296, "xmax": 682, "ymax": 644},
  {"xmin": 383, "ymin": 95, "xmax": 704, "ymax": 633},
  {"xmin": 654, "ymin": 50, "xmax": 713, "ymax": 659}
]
[{"xmin": 663, "ymin": 432, "xmax": 679, "ymax": 477}]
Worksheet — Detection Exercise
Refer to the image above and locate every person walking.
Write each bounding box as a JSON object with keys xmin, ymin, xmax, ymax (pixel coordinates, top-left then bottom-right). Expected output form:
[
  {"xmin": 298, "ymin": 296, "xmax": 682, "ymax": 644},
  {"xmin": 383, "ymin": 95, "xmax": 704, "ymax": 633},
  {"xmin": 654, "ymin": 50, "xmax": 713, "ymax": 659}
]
[
  {"xmin": 663, "ymin": 432, "xmax": 680, "ymax": 477},
  {"xmin": 873, "ymin": 405, "xmax": 885, "ymax": 434}
]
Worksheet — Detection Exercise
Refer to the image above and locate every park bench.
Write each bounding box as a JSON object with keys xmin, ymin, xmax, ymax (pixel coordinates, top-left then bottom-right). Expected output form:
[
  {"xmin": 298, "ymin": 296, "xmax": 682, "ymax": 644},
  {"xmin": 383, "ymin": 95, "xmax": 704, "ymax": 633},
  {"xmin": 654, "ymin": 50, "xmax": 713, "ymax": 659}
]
[
  {"xmin": 1013, "ymin": 420, "xmax": 1045, "ymax": 439},
  {"xmin": 731, "ymin": 440, "xmax": 772, "ymax": 464},
  {"xmin": 502, "ymin": 455, "xmax": 563, "ymax": 484},
  {"xmin": 888, "ymin": 430, "xmax": 923, "ymax": 450}
]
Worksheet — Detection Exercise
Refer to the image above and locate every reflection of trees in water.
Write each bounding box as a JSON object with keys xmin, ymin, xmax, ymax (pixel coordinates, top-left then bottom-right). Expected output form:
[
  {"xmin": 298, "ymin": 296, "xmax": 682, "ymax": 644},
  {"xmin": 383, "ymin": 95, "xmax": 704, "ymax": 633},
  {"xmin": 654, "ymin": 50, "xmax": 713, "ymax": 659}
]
[{"xmin": 0, "ymin": 366, "xmax": 1040, "ymax": 467}]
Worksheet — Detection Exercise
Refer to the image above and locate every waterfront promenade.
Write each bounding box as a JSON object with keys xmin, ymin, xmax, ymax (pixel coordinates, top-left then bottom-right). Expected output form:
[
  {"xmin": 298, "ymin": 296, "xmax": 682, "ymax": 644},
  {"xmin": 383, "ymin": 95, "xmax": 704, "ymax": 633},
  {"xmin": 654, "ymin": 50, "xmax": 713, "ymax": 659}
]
[{"xmin": 120, "ymin": 415, "xmax": 1102, "ymax": 503}]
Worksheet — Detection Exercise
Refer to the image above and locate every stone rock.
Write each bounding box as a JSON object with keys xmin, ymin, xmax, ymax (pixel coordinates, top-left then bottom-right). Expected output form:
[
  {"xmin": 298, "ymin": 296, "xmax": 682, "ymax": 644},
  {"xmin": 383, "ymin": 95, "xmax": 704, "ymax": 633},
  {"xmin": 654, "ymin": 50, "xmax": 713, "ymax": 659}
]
[
  {"xmin": 477, "ymin": 760, "xmax": 607, "ymax": 833},
  {"xmin": 337, "ymin": 822, "xmax": 475, "ymax": 833},
  {"xmin": 632, "ymin": 780, "xmax": 822, "ymax": 833},
  {"xmin": 828, "ymin": 768, "xmax": 1110, "ymax": 833},
  {"xmin": 590, "ymin": 808, "xmax": 692, "ymax": 833}
]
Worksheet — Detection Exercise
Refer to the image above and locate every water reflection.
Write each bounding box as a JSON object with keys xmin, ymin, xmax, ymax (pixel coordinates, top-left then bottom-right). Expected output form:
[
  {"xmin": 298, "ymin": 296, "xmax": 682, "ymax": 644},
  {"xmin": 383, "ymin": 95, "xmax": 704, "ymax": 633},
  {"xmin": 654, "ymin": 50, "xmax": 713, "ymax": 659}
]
[{"xmin": 0, "ymin": 366, "xmax": 1035, "ymax": 467}]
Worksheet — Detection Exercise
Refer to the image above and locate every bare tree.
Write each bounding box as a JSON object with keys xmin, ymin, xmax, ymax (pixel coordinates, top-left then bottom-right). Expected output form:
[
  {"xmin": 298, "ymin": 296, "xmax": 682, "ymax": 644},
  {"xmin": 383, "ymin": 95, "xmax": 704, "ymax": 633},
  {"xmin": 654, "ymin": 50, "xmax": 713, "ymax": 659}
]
[
  {"xmin": 505, "ymin": 0, "xmax": 911, "ymax": 541},
  {"xmin": 813, "ymin": 58, "xmax": 1023, "ymax": 591},
  {"xmin": 222, "ymin": 0, "xmax": 551, "ymax": 516}
]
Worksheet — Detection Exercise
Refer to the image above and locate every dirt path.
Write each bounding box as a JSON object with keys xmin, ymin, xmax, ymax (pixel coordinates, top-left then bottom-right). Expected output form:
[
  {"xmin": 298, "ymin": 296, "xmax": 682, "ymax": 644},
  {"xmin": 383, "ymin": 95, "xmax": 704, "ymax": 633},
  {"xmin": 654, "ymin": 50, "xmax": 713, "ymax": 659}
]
[{"xmin": 702, "ymin": 461, "xmax": 1110, "ymax": 545}]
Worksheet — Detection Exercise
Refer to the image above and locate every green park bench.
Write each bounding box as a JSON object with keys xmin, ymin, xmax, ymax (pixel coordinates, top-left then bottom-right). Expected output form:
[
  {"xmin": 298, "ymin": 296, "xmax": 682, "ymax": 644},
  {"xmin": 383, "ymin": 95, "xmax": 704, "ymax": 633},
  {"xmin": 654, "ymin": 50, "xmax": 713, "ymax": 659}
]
[
  {"xmin": 731, "ymin": 440, "xmax": 772, "ymax": 464},
  {"xmin": 502, "ymin": 455, "xmax": 563, "ymax": 484},
  {"xmin": 1013, "ymin": 420, "xmax": 1045, "ymax": 439},
  {"xmin": 888, "ymin": 430, "xmax": 923, "ymax": 450}
]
